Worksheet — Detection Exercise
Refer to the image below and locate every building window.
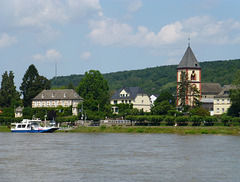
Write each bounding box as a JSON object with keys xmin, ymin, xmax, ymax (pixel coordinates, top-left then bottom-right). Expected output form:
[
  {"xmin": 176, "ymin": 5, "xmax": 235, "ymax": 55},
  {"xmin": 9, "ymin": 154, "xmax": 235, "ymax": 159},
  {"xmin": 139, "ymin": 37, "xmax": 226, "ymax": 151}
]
[
  {"xmin": 222, "ymin": 99, "xmax": 225, "ymax": 104},
  {"xmin": 142, "ymin": 100, "xmax": 144, "ymax": 103},
  {"xmin": 123, "ymin": 94, "xmax": 125, "ymax": 97},
  {"xmin": 68, "ymin": 101, "xmax": 71, "ymax": 106},
  {"xmin": 55, "ymin": 101, "xmax": 57, "ymax": 107},
  {"xmin": 52, "ymin": 93, "xmax": 55, "ymax": 98},
  {"xmin": 222, "ymin": 108, "xmax": 224, "ymax": 113},
  {"xmin": 217, "ymin": 99, "xmax": 219, "ymax": 104},
  {"xmin": 64, "ymin": 93, "xmax": 66, "ymax": 98},
  {"xmin": 129, "ymin": 100, "xmax": 131, "ymax": 104},
  {"xmin": 122, "ymin": 100, "xmax": 124, "ymax": 103},
  {"xmin": 114, "ymin": 100, "xmax": 117, "ymax": 105},
  {"xmin": 115, "ymin": 108, "xmax": 118, "ymax": 112},
  {"xmin": 217, "ymin": 108, "xmax": 219, "ymax": 113},
  {"xmin": 41, "ymin": 94, "xmax": 44, "ymax": 98},
  {"xmin": 125, "ymin": 100, "xmax": 127, "ymax": 103},
  {"xmin": 227, "ymin": 99, "xmax": 230, "ymax": 104}
]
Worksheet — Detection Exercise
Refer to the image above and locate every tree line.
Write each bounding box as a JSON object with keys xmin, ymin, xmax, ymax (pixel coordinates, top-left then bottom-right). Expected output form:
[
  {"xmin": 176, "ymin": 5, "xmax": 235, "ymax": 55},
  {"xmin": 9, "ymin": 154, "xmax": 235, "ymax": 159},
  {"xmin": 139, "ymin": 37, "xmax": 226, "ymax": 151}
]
[
  {"xmin": 0, "ymin": 62, "xmax": 240, "ymax": 124},
  {"xmin": 51, "ymin": 59, "xmax": 240, "ymax": 95}
]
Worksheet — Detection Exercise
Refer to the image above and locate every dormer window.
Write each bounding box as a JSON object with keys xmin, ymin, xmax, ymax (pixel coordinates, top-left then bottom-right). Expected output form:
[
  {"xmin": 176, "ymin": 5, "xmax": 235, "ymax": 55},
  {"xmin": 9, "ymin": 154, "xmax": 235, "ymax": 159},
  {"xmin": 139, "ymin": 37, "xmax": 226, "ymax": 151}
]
[
  {"xmin": 64, "ymin": 93, "xmax": 66, "ymax": 98},
  {"xmin": 195, "ymin": 64, "xmax": 198, "ymax": 67},
  {"xmin": 52, "ymin": 93, "xmax": 55, "ymax": 98},
  {"xmin": 41, "ymin": 94, "xmax": 44, "ymax": 98}
]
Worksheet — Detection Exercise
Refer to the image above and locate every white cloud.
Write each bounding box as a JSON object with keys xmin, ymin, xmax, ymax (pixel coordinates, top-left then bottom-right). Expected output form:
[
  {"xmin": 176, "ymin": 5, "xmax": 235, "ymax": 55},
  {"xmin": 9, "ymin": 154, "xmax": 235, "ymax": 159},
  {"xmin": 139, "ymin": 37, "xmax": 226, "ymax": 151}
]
[
  {"xmin": 0, "ymin": 0, "xmax": 102, "ymax": 44},
  {"xmin": 80, "ymin": 51, "xmax": 92, "ymax": 60},
  {"xmin": 0, "ymin": 33, "xmax": 17, "ymax": 48},
  {"xmin": 9, "ymin": 0, "xmax": 101, "ymax": 28},
  {"xmin": 88, "ymin": 15, "xmax": 240, "ymax": 47},
  {"xmin": 32, "ymin": 49, "xmax": 62, "ymax": 62},
  {"xmin": 128, "ymin": 0, "xmax": 143, "ymax": 12}
]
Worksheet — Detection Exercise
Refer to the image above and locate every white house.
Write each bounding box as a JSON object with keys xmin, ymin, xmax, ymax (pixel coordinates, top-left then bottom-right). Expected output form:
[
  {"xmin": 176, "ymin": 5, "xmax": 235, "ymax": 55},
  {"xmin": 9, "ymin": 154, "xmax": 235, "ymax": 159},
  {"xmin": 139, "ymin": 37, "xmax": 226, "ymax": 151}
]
[{"xmin": 110, "ymin": 87, "xmax": 151, "ymax": 113}]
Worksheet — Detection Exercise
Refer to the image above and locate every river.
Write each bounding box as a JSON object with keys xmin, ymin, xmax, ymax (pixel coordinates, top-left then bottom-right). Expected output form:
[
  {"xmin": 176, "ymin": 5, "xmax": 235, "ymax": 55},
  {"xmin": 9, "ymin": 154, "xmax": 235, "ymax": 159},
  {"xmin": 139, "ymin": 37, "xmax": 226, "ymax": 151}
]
[{"xmin": 0, "ymin": 132, "xmax": 240, "ymax": 182}]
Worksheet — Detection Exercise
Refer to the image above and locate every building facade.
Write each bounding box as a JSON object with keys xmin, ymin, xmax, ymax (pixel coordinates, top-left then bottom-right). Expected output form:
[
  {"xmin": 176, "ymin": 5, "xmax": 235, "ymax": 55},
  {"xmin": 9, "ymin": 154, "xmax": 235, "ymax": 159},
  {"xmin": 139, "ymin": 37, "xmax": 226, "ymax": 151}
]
[
  {"xmin": 110, "ymin": 87, "xmax": 151, "ymax": 113},
  {"xmin": 201, "ymin": 83, "xmax": 223, "ymax": 114},
  {"xmin": 177, "ymin": 45, "xmax": 201, "ymax": 107},
  {"xmin": 213, "ymin": 85, "xmax": 233, "ymax": 115},
  {"xmin": 32, "ymin": 89, "xmax": 83, "ymax": 116}
]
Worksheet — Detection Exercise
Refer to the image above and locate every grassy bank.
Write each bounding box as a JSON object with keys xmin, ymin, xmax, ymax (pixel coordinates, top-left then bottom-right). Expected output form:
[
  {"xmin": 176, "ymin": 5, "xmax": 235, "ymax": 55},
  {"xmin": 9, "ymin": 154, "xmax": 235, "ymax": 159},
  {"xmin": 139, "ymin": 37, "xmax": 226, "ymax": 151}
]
[
  {"xmin": 62, "ymin": 126, "xmax": 240, "ymax": 135},
  {"xmin": 0, "ymin": 126, "xmax": 11, "ymax": 132},
  {"xmin": 2, "ymin": 125, "xmax": 240, "ymax": 135}
]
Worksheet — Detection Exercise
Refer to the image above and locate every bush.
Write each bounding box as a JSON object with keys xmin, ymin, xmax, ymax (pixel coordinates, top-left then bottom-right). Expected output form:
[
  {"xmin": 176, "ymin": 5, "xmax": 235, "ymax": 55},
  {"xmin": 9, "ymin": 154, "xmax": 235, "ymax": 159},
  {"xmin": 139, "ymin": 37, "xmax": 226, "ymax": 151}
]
[
  {"xmin": 221, "ymin": 114, "xmax": 232, "ymax": 126},
  {"xmin": 204, "ymin": 116, "xmax": 218, "ymax": 126},
  {"xmin": 190, "ymin": 116, "xmax": 203, "ymax": 126},
  {"xmin": 232, "ymin": 117, "xmax": 240, "ymax": 123},
  {"xmin": 164, "ymin": 116, "xmax": 175, "ymax": 126},
  {"xmin": 175, "ymin": 116, "xmax": 189, "ymax": 126}
]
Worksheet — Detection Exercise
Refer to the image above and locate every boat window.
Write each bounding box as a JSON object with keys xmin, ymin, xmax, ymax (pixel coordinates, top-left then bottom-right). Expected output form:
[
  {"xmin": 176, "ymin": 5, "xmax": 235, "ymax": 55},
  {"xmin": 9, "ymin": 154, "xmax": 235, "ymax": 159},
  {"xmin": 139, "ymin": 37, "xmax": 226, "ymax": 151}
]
[
  {"xmin": 22, "ymin": 125, "xmax": 26, "ymax": 128},
  {"xmin": 17, "ymin": 125, "xmax": 21, "ymax": 128},
  {"xmin": 27, "ymin": 124, "xmax": 30, "ymax": 128}
]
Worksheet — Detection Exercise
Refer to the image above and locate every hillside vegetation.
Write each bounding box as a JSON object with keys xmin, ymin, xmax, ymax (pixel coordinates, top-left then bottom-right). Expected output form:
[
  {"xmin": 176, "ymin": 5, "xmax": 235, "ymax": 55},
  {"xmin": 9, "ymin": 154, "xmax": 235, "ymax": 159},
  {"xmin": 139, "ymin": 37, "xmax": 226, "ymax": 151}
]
[{"xmin": 51, "ymin": 59, "xmax": 240, "ymax": 95}]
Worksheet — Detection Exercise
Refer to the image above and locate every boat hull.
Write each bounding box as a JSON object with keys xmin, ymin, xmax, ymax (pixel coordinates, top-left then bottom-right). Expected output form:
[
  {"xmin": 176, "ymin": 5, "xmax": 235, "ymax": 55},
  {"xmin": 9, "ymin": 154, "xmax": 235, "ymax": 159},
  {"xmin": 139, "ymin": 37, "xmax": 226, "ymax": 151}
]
[{"xmin": 11, "ymin": 128, "xmax": 59, "ymax": 133}]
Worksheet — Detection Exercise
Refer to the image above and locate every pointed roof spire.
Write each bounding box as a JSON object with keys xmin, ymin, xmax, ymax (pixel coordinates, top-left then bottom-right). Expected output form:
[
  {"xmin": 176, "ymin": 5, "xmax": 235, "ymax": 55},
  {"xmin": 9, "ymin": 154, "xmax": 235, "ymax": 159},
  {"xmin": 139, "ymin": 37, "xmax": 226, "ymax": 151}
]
[{"xmin": 177, "ymin": 44, "xmax": 201, "ymax": 69}]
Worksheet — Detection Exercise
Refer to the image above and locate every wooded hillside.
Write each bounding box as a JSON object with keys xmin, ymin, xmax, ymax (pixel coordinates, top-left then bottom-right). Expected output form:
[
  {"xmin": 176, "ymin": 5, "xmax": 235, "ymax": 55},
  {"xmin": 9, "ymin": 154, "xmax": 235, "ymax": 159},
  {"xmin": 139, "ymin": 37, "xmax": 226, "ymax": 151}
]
[{"xmin": 51, "ymin": 59, "xmax": 240, "ymax": 95}]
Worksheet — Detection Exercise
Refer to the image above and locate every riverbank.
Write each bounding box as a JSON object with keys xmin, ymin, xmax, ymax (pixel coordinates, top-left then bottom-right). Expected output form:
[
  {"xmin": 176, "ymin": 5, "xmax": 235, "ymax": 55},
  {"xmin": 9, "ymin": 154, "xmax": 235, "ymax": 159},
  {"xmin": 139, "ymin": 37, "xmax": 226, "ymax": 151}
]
[
  {"xmin": 60, "ymin": 126, "xmax": 240, "ymax": 135},
  {"xmin": 2, "ymin": 125, "xmax": 240, "ymax": 135}
]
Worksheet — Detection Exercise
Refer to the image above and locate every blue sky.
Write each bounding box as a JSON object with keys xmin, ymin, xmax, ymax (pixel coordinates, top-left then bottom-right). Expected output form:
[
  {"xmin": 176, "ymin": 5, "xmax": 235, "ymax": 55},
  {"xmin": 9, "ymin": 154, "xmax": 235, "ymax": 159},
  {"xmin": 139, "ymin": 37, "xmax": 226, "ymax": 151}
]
[{"xmin": 0, "ymin": 0, "xmax": 240, "ymax": 89}]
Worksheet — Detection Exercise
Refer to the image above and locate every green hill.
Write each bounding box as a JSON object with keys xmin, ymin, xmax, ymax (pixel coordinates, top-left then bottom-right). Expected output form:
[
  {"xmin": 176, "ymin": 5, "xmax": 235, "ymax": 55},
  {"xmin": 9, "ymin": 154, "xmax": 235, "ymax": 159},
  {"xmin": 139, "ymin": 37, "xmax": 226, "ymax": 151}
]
[{"xmin": 50, "ymin": 59, "xmax": 240, "ymax": 95}]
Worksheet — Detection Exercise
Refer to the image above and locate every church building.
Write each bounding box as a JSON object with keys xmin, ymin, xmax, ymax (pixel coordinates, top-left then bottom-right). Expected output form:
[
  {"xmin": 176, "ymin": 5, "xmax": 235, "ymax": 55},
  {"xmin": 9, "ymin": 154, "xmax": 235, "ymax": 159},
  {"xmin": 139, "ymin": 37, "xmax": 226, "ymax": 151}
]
[{"xmin": 177, "ymin": 44, "xmax": 201, "ymax": 107}]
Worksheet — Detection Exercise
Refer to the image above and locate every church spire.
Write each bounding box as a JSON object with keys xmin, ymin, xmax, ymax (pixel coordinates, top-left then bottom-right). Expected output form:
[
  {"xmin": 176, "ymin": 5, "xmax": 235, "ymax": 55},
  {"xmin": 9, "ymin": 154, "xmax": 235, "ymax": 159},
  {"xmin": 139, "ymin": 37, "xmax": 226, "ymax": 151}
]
[{"xmin": 188, "ymin": 34, "xmax": 190, "ymax": 47}]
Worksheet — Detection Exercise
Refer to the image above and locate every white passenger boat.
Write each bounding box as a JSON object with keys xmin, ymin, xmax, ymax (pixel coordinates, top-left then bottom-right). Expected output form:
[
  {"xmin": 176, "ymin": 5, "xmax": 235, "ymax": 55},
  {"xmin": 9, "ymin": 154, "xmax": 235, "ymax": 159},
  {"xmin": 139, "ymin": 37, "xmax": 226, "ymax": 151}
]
[{"xmin": 11, "ymin": 119, "xmax": 59, "ymax": 133}]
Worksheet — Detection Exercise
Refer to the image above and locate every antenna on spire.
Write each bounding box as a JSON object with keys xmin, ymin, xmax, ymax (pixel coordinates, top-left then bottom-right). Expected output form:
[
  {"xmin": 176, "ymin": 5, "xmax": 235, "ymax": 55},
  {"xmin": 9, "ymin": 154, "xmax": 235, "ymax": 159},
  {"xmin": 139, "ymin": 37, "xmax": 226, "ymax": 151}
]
[{"xmin": 188, "ymin": 34, "xmax": 190, "ymax": 47}]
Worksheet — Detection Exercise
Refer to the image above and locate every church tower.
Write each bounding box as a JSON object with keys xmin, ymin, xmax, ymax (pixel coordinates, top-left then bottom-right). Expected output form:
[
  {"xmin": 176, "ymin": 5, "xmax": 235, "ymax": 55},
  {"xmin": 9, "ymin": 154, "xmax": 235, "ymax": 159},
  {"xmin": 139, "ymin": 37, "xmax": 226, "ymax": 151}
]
[{"xmin": 177, "ymin": 43, "xmax": 201, "ymax": 107}]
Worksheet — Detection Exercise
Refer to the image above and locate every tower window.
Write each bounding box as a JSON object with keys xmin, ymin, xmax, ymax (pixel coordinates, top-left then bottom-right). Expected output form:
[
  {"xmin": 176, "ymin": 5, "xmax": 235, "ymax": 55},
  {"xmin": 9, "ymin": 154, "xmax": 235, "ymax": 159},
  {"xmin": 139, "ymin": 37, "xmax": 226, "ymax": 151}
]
[{"xmin": 195, "ymin": 64, "xmax": 198, "ymax": 67}]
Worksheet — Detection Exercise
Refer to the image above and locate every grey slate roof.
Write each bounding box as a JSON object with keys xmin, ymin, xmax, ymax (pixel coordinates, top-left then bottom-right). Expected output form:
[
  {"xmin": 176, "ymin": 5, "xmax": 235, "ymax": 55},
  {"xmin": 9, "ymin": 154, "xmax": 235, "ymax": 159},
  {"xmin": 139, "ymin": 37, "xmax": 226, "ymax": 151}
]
[
  {"xmin": 201, "ymin": 83, "xmax": 223, "ymax": 95},
  {"xmin": 214, "ymin": 85, "xmax": 237, "ymax": 98},
  {"xmin": 111, "ymin": 87, "xmax": 148, "ymax": 100},
  {"xmin": 32, "ymin": 89, "xmax": 83, "ymax": 100},
  {"xmin": 177, "ymin": 46, "xmax": 201, "ymax": 69}
]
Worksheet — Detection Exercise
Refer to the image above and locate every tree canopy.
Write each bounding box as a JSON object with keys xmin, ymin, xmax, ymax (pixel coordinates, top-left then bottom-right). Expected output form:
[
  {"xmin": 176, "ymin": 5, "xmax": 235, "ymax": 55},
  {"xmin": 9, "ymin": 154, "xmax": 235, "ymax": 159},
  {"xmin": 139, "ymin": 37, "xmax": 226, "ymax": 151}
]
[
  {"xmin": 77, "ymin": 70, "xmax": 110, "ymax": 112},
  {"xmin": 0, "ymin": 71, "xmax": 20, "ymax": 107},
  {"xmin": 20, "ymin": 64, "xmax": 50, "ymax": 107},
  {"xmin": 228, "ymin": 70, "xmax": 240, "ymax": 117}
]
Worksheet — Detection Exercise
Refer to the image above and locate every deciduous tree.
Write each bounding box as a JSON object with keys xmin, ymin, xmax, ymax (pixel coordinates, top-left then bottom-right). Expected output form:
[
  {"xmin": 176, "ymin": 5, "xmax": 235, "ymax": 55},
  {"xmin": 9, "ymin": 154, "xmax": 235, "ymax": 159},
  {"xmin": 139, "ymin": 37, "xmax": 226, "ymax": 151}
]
[{"xmin": 77, "ymin": 70, "xmax": 110, "ymax": 112}]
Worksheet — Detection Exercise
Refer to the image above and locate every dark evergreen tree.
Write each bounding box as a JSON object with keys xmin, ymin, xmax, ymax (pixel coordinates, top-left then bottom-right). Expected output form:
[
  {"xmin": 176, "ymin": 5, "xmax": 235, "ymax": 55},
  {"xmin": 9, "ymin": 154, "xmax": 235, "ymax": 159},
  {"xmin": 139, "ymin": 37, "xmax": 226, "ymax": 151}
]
[
  {"xmin": 77, "ymin": 70, "xmax": 110, "ymax": 112},
  {"xmin": 0, "ymin": 71, "xmax": 20, "ymax": 107},
  {"xmin": 20, "ymin": 64, "xmax": 50, "ymax": 107}
]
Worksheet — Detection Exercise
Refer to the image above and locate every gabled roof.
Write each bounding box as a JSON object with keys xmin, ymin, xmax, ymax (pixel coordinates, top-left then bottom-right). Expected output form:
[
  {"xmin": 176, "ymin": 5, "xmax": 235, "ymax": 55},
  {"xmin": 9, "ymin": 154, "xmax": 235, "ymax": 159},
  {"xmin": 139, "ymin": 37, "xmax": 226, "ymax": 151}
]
[
  {"xmin": 33, "ymin": 89, "xmax": 83, "ymax": 100},
  {"xmin": 111, "ymin": 87, "xmax": 148, "ymax": 100},
  {"xmin": 201, "ymin": 83, "xmax": 223, "ymax": 95},
  {"xmin": 177, "ymin": 46, "xmax": 201, "ymax": 69},
  {"xmin": 214, "ymin": 85, "xmax": 237, "ymax": 98}
]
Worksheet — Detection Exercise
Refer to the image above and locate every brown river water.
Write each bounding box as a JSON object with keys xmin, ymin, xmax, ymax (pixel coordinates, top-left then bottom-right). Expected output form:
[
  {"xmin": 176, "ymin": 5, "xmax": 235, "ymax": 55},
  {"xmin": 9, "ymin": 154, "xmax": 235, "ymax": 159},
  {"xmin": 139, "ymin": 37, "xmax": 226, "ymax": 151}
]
[{"xmin": 0, "ymin": 132, "xmax": 240, "ymax": 182}]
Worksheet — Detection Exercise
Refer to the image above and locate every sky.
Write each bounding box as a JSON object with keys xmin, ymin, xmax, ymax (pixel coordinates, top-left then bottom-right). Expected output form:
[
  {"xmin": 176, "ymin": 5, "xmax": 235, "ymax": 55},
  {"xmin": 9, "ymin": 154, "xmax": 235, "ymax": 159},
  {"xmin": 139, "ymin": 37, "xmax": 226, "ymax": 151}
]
[{"xmin": 0, "ymin": 0, "xmax": 240, "ymax": 90}]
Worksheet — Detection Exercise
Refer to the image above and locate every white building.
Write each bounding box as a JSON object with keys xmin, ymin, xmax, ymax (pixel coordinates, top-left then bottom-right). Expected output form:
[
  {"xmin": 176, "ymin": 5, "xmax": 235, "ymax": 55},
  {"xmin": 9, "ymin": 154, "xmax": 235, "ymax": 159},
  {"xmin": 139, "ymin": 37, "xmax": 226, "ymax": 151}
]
[
  {"xmin": 110, "ymin": 87, "xmax": 151, "ymax": 113},
  {"xmin": 32, "ymin": 89, "xmax": 83, "ymax": 115}
]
